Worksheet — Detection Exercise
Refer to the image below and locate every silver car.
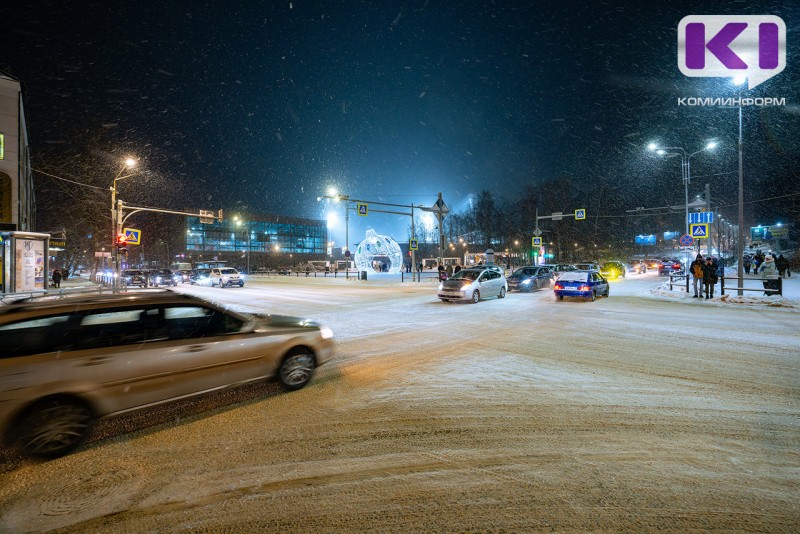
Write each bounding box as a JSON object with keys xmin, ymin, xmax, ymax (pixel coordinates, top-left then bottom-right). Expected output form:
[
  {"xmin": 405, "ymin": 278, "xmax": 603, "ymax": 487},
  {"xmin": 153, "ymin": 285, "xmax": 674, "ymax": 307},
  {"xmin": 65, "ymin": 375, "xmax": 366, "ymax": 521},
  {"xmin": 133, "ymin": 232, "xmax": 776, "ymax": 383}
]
[
  {"xmin": 438, "ymin": 267, "xmax": 508, "ymax": 303},
  {"xmin": 0, "ymin": 292, "xmax": 335, "ymax": 458}
]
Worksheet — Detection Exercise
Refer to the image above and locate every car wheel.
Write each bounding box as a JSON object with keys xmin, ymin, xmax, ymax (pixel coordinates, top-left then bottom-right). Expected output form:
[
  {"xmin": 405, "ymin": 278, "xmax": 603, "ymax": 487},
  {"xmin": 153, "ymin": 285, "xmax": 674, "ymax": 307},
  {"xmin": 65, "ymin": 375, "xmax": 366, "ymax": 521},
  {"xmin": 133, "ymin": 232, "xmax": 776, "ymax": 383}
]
[
  {"xmin": 557, "ymin": 294, "xmax": 564, "ymax": 301},
  {"xmin": 499, "ymin": 286, "xmax": 506, "ymax": 299},
  {"xmin": 278, "ymin": 349, "xmax": 316, "ymax": 391},
  {"xmin": 239, "ymin": 282, "xmax": 244, "ymax": 287},
  {"xmin": 440, "ymin": 298, "xmax": 449, "ymax": 302},
  {"xmin": 603, "ymin": 287, "xmax": 610, "ymax": 297},
  {"xmin": 16, "ymin": 397, "xmax": 93, "ymax": 459},
  {"xmin": 471, "ymin": 290, "xmax": 480, "ymax": 303},
  {"xmin": 590, "ymin": 291, "xmax": 596, "ymax": 302}
]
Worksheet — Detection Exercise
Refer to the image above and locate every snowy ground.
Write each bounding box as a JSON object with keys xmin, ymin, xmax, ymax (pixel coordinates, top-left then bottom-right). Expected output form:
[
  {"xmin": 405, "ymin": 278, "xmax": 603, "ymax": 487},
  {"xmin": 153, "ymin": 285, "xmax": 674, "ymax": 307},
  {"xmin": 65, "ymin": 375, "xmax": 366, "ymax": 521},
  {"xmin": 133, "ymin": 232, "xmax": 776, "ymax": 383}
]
[{"xmin": 1, "ymin": 271, "xmax": 798, "ymax": 532}]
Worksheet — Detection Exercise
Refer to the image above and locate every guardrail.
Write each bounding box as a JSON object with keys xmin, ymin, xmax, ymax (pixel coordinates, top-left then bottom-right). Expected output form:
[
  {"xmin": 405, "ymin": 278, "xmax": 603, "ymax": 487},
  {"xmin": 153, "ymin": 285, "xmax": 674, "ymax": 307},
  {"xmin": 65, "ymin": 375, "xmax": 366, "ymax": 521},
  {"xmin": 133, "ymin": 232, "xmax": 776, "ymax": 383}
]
[{"xmin": 668, "ymin": 272, "xmax": 782, "ymax": 297}]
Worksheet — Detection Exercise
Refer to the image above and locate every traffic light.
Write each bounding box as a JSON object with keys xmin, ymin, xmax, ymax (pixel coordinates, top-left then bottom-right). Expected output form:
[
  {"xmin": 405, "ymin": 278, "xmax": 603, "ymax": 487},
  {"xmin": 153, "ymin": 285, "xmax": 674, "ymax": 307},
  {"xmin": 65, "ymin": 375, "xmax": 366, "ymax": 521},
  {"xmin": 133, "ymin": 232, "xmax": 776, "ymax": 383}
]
[{"xmin": 115, "ymin": 233, "xmax": 128, "ymax": 247}]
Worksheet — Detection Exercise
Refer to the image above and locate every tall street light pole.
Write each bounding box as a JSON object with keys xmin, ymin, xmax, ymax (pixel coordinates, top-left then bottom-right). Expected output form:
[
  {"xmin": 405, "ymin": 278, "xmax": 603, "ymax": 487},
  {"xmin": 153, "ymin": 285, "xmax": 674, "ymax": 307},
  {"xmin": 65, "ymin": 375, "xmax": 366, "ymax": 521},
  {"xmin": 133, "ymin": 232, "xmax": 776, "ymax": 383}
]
[
  {"xmin": 734, "ymin": 75, "xmax": 746, "ymax": 296},
  {"xmin": 110, "ymin": 157, "xmax": 137, "ymax": 290},
  {"xmin": 648, "ymin": 142, "xmax": 717, "ymax": 257}
]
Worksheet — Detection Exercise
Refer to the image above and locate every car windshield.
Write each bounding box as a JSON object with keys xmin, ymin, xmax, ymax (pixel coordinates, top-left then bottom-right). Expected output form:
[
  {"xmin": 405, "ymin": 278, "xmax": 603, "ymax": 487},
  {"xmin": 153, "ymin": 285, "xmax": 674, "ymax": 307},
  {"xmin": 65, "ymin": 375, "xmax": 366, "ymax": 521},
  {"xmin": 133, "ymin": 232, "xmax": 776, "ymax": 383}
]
[
  {"xmin": 220, "ymin": 268, "xmax": 237, "ymax": 275},
  {"xmin": 558, "ymin": 272, "xmax": 589, "ymax": 282},
  {"xmin": 450, "ymin": 270, "xmax": 480, "ymax": 281}
]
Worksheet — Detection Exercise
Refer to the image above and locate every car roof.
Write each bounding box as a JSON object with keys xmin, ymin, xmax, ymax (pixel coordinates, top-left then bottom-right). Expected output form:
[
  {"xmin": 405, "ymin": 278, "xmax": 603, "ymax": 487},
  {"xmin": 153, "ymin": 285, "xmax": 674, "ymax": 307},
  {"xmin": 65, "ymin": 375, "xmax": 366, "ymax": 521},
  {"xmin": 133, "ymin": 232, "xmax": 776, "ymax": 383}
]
[{"xmin": 0, "ymin": 291, "xmax": 209, "ymax": 317}]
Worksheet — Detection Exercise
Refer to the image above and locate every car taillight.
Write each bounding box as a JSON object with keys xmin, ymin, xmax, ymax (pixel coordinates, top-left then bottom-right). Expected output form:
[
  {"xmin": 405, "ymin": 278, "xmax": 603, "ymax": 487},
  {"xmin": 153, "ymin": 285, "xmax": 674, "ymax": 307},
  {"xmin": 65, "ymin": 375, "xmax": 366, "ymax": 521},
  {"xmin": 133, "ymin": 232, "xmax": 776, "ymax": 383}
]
[
  {"xmin": 554, "ymin": 284, "xmax": 563, "ymax": 290},
  {"xmin": 578, "ymin": 285, "xmax": 590, "ymax": 291}
]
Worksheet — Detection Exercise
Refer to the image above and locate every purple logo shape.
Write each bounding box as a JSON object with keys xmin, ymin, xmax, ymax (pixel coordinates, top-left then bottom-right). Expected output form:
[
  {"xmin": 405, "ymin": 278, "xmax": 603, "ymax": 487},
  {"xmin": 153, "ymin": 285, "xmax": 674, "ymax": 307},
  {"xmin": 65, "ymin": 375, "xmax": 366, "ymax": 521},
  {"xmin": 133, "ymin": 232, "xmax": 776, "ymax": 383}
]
[{"xmin": 678, "ymin": 15, "xmax": 786, "ymax": 89}]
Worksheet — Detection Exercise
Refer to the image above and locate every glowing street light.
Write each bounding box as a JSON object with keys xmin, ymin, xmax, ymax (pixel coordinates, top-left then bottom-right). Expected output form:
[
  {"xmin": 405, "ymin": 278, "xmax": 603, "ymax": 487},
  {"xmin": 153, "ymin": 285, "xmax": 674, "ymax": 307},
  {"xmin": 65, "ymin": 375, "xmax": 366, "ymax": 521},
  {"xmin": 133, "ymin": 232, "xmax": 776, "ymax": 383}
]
[{"xmin": 110, "ymin": 157, "xmax": 137, "ymax": 290}]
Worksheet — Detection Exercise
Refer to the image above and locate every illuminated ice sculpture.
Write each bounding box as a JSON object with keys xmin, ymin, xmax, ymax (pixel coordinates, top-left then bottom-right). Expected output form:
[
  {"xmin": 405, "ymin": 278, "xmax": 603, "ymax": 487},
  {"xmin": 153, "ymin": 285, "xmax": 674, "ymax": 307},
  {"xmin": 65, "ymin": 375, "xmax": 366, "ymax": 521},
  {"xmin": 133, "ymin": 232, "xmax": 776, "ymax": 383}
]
[{"xmin": 354, "ymin": 229, "xmax": 403, "ymax": 274}]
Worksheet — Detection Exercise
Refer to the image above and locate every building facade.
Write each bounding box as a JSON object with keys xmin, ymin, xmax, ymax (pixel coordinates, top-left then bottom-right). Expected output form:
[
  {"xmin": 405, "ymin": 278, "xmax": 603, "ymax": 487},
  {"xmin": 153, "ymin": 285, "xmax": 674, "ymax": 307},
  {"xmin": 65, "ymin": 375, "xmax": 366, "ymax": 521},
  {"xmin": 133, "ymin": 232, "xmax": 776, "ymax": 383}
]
[
  {"xmin": 0, "ymin": 73, "xmax": 34, "ymax": 232},
  {"xmin": 185, "ymin": 213, "xmax": 328, "ymax": 269}
]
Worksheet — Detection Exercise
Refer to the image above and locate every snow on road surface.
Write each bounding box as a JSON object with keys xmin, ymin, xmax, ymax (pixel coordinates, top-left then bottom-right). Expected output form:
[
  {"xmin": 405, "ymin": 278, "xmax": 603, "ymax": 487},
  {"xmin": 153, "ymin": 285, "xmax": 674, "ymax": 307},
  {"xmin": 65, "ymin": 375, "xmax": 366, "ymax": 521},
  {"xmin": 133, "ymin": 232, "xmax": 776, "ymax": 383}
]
[{"xmin": 1, "ymin": 272, "xmax": 798, "ymax": 532}]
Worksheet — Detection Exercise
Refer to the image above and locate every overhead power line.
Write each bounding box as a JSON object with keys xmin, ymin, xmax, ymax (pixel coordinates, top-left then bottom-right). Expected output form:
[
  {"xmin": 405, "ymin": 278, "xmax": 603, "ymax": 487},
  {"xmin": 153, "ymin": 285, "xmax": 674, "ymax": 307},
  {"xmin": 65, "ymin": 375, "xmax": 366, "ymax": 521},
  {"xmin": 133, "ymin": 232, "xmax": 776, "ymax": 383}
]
[{"xmin": 32, "ymin": 168, "xmax": 107, "ymax": 191}]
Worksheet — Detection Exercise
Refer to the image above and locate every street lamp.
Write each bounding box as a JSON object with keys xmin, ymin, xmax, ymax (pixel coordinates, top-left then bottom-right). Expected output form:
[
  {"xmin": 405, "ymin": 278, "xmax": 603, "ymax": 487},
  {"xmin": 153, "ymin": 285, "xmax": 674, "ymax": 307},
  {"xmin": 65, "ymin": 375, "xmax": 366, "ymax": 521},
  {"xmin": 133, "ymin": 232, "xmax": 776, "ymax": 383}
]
[
  {"xmin": 110, "ymin": 157, "xmax": 137, "ymax": 289},
  {"xmin": 733, "ymin": 75, "xmax": 746, "ymax": 295},
  {"xmin": 647, "ymin": 141, "xmax": 718, "ymax": 251},
  {"xmin": 234, "ymin": 216, "xmax": 251, "ymax": 273}
]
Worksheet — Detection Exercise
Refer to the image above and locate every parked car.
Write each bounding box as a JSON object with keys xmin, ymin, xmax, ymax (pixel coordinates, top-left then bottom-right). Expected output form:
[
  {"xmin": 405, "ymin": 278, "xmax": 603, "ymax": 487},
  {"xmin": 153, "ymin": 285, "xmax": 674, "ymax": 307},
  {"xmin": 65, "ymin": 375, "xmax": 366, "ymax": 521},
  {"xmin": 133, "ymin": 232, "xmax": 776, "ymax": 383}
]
[
  {"xmin": 210, "ymin": 267, "xmax": 245, "ymax": 288},
  {"xmin": 541, "ymin": 263, "xmax": 576, "ymax": 273},
  {"xmin": 658, "ymin": 259, "xmax": 683, "ymax": 276},
  {"xmin": 599, "ymin": 261, "xmax": 626, "ymax": 279},
  {"xmin": 553, "ymin": 271, "xmax": 609, "ymax": 301},
  {"xmin": 438, "ymin": 266, "xmax": 507, "ymax": 303},
  {"xmin": 0, "ymin": 291, "xmax": 335, "ymax": 458},
  {"xmin": 507, "ymin": 266, "xmax": 554, "ymax": 292},
  {"xmin": 646, "ymin": 258, "xmax": 663, "ymax": 271},
  {"xmin": 121, "ymin": 269, "xmax": 147, "ymax": 288},
  {"xmin": 627, "ymin": 259, "xmax": 647, "ymax": 274},
  {"xmin": 189, "ymin": 269, "xmax": 213, "ymax": 286},
  {"xmin": 148, "ymin": 268, "xmax": 180, "ymax": 287}
]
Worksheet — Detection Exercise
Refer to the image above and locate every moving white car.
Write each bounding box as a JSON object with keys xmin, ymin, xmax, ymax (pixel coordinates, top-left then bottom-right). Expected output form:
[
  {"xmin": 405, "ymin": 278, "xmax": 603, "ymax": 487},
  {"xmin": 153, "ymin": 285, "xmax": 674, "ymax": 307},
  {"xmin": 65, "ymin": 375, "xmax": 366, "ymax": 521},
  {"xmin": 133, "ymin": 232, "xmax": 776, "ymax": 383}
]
[
  {"xmin": 438, "ymin": 266, "xmax": 508, "ymax": 303},
  {"xmin": 210, "ymin": 267, "xmax": 244, "ymax": 288}
]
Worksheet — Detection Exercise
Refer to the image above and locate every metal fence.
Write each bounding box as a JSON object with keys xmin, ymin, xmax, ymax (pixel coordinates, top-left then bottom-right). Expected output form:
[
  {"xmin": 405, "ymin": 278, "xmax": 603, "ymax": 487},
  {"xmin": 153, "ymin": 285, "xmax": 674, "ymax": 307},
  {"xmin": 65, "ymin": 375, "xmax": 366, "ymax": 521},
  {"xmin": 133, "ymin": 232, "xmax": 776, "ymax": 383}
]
[{"xmin": 669, "ymin": 273, "xmax": 782, "ymax": 296}]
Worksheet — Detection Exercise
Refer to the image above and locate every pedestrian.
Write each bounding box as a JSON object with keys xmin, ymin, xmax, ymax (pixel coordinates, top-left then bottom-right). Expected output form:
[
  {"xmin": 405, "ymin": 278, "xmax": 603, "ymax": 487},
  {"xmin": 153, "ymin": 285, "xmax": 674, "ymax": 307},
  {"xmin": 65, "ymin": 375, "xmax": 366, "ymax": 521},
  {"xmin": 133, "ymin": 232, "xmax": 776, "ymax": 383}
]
[
  {"xmin": 51, "ymin": 268, "xmax": 62, "ymax": 289},
  {"xmin": 702, "ymin": 257, "xmax": 717, "ymax": 299},
  {"xmin": 743, "ymin": 255, "xmax": 752, "ymax": 275},
  {"xmin": 689, "ymin": 254, "xmax": 704, "ymax": 298},
  {"xmin": 454, "ymin": 264, "xmax": 462, "ymax": 274},
  {"xmin": 776, "ymin": 254, "xmax": 789, "ymax": 278},
  {"xmin": 758, "ymin": 254, "xmax": 779, "ymax": 296}
]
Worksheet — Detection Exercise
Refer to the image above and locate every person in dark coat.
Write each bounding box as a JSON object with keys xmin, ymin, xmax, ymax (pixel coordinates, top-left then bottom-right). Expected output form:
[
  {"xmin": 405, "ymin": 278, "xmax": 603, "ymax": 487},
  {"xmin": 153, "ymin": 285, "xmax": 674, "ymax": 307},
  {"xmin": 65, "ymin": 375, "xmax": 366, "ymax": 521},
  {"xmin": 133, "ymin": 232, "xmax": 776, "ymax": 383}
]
[
  {"xmin": 689, "ymin": 254, "xmax": 704, "ymax": 298},
  {"xmin": 776, "ymin": 254, "xmax": 790, "ymax": 278},
  {"xmin": 743, "ymin": 256, "xmax": 752, "ymax": 275},
  {"xmin": 702, "ymin": 257, "xmax": 717, "ymax": 299},
  {"xmin": 51, "ymin": 269, "xmax": 62, "ymax": 289}
]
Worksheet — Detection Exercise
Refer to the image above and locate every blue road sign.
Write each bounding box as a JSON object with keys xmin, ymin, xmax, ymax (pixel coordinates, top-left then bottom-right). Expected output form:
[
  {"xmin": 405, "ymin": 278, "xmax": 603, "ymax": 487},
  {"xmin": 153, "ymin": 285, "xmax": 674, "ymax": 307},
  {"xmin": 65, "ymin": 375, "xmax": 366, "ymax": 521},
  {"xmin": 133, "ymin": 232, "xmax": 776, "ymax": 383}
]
[
  {"xmin": 409, "ymin": 239, "xmax": 418, "ymax": 251},
  {"xmin": 690, "ymin": 223, "xmax": 709, "ymax": 238},
  {"xmin": 123, "ymin": 228, "xmax": 141, "ymax": 245},
  {"xmin": 679, "ymin": 234, "xmax": 694, "ymax": 246},
  {"xmin": 574, "ymin": 208, "xmax": 586, "ymax": 220},
  {"xmin": 688, "ymin": 212, "xmax": 714, "ymax": 224},
  {"xmin": 357, "ymin": 203, "xmax": 368, "ymax": 216},
  {"xmin": 532, "ymin": 237, "xmax": 543, "ymax": 247}
]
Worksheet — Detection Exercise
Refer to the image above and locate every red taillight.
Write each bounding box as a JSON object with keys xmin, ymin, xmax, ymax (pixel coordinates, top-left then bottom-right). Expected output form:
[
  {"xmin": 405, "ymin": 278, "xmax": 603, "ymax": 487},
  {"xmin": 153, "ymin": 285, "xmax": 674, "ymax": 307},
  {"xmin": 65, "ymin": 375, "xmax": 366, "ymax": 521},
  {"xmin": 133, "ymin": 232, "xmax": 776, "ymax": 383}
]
[
  {"xmin": 554, "ymin": 284, "xmax": 563, "ymax": 290},
  {"xmin": 578, "ymin": 285, "xmax": 590, "ymax": 291}
]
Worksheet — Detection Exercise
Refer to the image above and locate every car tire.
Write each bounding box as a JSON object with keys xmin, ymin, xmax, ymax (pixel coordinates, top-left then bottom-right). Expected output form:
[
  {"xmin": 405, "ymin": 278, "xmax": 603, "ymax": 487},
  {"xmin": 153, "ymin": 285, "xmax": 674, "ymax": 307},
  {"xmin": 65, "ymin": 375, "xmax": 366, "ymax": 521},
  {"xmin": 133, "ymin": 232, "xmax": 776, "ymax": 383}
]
[
  {"xmin": 557, "ymin": 294, "xmax": 564, "ymax": 301},
  {"xmin": 440, "ymin": 299, "xmax": 449, "ymax": 302},
  {"xmin": 16, "ymin": 396, "xmax": 93, "ymax": 459},
  {"xmin": 239, "ymin": 282, "xmax": 244, "ymax": 287},
  {"xmin": 278, "ymin": 349, "xmax": 316, "ymax": 391},
  {"xmin": 590, "ymin": 291, "xmax": 596, "ymax": 302},
  {"xmin": 499, "ymin": 286, "xmax": 506, "ymax": 299},
  {"xmin": 471, "ymin": 290, "xmax": 480, "ymax": 303},
  {"xmin": 603, "ymin": 287, "xmax": 610, "ymax": 297}
]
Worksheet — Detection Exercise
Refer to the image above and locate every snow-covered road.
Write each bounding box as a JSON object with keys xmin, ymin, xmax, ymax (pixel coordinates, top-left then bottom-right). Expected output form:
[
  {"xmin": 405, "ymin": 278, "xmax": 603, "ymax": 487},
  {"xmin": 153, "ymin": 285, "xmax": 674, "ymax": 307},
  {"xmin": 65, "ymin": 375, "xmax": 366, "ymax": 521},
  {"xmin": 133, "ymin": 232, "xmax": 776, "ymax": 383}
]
[{"xmin": 1, "ymin": 272, "xmax": 798, "ymax": 532}]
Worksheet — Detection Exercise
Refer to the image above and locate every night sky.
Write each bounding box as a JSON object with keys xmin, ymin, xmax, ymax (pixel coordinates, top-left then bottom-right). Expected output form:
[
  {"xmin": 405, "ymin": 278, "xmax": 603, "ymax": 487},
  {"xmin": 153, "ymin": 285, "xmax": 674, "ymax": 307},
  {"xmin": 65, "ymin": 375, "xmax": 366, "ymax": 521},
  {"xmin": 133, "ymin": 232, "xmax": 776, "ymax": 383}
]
[{"xmin": 3, "ymin": 0, "xmax": 799, "ymax": 246}]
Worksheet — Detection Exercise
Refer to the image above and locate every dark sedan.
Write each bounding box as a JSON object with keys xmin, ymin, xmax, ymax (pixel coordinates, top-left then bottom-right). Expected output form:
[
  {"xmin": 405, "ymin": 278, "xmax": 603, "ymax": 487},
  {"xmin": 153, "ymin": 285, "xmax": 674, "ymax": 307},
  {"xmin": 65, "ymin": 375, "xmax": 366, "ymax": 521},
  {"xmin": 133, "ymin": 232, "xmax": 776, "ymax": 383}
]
[{"xmin": 507, "ymin": 266, "xmax": 553, "ymax": 292}]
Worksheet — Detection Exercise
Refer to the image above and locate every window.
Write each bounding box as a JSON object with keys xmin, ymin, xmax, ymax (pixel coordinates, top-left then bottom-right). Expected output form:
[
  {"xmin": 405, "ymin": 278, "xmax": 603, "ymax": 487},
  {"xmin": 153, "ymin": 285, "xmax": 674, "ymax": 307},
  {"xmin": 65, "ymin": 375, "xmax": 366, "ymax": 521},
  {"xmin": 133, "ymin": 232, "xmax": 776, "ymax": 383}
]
[
  {"xmin": 163, "ymin": 306, "xmax": 244, "ymax": 339},
  {"xmin": 0, "ymin": 314, "xmax": 75, "ymax": 357}
]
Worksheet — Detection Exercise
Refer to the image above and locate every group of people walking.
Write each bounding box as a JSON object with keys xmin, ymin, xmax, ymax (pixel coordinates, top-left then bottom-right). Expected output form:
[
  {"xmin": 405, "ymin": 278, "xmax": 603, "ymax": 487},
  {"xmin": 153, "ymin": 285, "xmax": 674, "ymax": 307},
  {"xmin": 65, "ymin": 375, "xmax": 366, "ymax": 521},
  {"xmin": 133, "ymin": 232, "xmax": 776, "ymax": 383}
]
[{"xmin": 691, "ymin": 251, "xmax": 786, "ymax": 299}]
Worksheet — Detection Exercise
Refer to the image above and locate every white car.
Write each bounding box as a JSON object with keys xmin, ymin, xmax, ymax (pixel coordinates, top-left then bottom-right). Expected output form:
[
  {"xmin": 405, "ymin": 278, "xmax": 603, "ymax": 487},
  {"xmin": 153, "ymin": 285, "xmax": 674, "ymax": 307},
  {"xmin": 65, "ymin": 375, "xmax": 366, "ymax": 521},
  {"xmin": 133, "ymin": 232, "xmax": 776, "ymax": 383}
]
[
  {"xmin": 210, "ymin": 267, "xmax": 244, "ymax": 288},
  {"xmin": 438, "ymin": 267, "xmax": 508, "ymax": 303}
]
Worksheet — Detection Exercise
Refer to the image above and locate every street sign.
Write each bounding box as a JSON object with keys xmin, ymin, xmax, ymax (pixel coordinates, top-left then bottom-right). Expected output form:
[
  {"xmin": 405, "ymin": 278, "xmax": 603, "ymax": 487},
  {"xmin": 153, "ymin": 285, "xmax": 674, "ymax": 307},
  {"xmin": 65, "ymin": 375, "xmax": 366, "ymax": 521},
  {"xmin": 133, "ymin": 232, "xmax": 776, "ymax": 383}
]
[
  {"xmin": 574, "ymin": 208, "xmax": 586, "ymax": 220},
  {"xmin": 94, "ymin": 251, "xmax": 111, "ymax": 258},
  {"xmin": 430, "ymin": 195, "xmax": 450, "ymax": 216},
  {"xmin": 688, "ymin": 212, "xmax": 714, "ymax": 224},
  {"xmin": 409, "ymin": 239, "xmax": 418, "ymax": 251},
  {"xmin": 123, "ymin": 228, "xmax": 141, "ymax": 245},
  {"xmin": 345, "ymin": 250, "xmax": 351, "ymax": 257},
  {"xmin": 551, "ymin": 211, "xmax": 563, "ymax": 221},
  {"xmin": 679, "ymin": 234, "xmax": 694, "ymax": 246},
  {"xmin": 532, "ymin": 237, "xmax": 543, "ymax": 247},
  {"xmin": 690, "ymin": 223, "xmax": 709, "ymax": 238},
  {"xmin": 357, "ymin": 203, "xmax": 368, "ymax": 216},
  {"xmin": 199, "ymin": 210, "xmax": 215, "ymax": 224},
  {"xmin": 533, "ymin": 227, "xmax": 542, "ymax": 237}
]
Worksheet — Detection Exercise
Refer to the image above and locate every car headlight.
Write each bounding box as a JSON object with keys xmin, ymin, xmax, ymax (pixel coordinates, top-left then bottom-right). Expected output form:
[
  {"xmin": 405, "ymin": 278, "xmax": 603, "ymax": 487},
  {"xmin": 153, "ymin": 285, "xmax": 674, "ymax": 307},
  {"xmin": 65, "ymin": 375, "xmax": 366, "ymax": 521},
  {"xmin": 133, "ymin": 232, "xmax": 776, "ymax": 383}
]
[
  {"xmin": 320, "ymin": 326, "xmax": 334, "ymax": 340},
  {"xmin": 521, "ymin": 279, "xmax": 531, "ymax": 285},
  {"xmin": 461, "ymin": 284, "xmax": 472, "ymax": 291}
]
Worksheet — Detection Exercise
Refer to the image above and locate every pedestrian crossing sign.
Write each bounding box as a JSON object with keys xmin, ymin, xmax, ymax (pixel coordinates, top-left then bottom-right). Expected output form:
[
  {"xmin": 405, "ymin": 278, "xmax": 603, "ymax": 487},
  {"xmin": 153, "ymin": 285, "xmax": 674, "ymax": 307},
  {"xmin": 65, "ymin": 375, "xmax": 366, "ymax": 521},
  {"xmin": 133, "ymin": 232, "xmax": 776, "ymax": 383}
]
[
  {"xmin": 409, "ymin": 239, "xmax": 418, "ymax": 251},
  {"xmin": 123, "ymin": 228, "xmax": 141, "ymax": 245},
  {"xmin": 357, "ymin": 203, "xmax": 368, "ymax": 216},
  {"xmin": 690, "ymin": 223, "xmax": 708, "ymax": 238},
  {"xmin": 532, "ymin": 237, "xmax": 543, "ymax": 247}
]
